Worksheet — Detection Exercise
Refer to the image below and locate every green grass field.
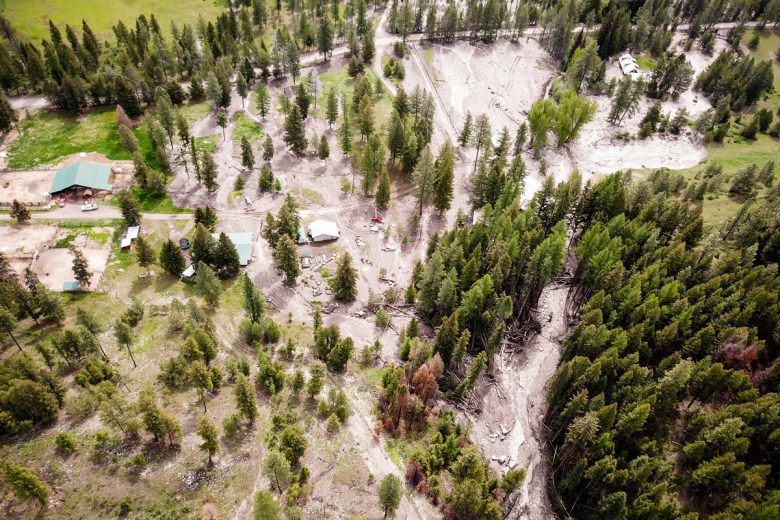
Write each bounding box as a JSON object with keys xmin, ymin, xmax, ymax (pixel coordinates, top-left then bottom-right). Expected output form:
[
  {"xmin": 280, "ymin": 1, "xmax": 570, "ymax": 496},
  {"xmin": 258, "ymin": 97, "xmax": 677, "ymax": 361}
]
[
  {"xmin": 7, "ymin": 108, "xmax": 137, "ymax": 168},
  {"xmin": 1, "ymin": 0, "xmax": 227, "ymax": 43},
  {"xmin": 232, "ymin": 113, "xmax": 264, "ymax": 143},
  {"xmin": 318, "ymin": 67, "xmax": 394, "ymax": 130}
]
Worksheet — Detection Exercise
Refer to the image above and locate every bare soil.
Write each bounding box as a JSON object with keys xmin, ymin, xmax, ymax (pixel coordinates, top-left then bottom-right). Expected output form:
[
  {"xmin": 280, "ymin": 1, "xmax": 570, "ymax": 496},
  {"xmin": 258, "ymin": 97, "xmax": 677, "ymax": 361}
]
[{"xmin": 33, "ymin": 232, "xmax": 111, "ymax": 291}]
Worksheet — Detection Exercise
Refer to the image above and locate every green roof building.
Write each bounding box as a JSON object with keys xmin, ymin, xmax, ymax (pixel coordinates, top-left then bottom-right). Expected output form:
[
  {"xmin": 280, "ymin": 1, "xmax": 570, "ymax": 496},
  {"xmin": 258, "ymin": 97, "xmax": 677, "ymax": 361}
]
[{"xmin": 50, "ymin": 162, "xmax": 113, "ymax": 195}]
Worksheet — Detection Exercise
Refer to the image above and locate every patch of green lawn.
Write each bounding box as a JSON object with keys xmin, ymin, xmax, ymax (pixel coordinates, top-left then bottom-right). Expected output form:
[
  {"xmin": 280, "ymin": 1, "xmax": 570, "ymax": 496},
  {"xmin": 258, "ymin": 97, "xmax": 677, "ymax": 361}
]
[
  {"xmin": 7, "ymin": 108, "xmax": 133, "ymax": 168},
  {"xmin": 195, "ymin": 134, "xmax": 219, "ymax": 154},
  {"xmin": 232, "ymin": 114, "xmax": 264, "ymax": 143},
  {"xmin": 2, "ymin": 0, "xmax": 227, "ymax": 44},
  {"xmin": 179, "ymin": 101, "xmax": 213, "ymax": 124},
  {"xmin": 318, "ymin": 66, "xmax": 394, "ymax": 130},
  {"xmin": 129, "ymin": 186, "xmax": 191, "ymax": 214},
  {"xmin": 635, "ymin": 55, "xmax": 657, "ymax": 70}
]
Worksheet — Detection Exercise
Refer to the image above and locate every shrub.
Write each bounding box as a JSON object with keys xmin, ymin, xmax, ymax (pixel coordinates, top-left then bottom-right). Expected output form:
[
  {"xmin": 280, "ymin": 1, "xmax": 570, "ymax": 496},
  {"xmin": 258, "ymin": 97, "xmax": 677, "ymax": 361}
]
[
  {"xmin": 376, "ymin": 308, "xmax": 391, "ymax": 329},
  {"xmin": 223, "ymin": 414, "xmax": 242, "ymax": 436},
  {"xmin": 54, "ymin": 432, "xmax": 77, "ymax": 454},
  {"xmin": 326, "ymin": 413, "xmax": 341, "ymax": 432}
]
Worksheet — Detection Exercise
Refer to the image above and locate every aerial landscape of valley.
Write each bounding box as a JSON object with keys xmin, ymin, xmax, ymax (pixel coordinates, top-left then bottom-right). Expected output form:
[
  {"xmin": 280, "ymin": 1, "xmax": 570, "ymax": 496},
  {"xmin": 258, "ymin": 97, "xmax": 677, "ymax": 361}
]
[{"xmin": 0, "ymin": 0, "xmax": 779, "ymax": 518}]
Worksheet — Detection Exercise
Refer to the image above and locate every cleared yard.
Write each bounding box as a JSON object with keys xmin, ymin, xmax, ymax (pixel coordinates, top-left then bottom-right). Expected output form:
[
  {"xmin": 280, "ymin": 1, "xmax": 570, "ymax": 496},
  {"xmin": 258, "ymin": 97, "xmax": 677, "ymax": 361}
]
[
  {"xmin": 0, "ymin": 169, "xmax": 55, "ymax": 205},
  {"xmin": 33, "ymin": 244, "xmax": 110, "ymax": 292}
]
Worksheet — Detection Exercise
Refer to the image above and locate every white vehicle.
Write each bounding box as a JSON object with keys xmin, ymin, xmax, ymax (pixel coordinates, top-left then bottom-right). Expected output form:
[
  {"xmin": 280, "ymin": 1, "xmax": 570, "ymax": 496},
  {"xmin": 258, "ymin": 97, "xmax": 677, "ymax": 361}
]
[{"xmin": 81, "ymin": 202, "xmax": 98, "ymax": 211}]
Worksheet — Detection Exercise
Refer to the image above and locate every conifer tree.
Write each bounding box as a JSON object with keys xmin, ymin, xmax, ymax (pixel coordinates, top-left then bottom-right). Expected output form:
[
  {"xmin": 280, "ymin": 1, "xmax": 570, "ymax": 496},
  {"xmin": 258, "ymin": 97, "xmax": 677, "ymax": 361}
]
[
  {"xmin": 114, "ymin": 319, "xmax": 136, "ymax": 367},
  {"xmin": 377, "ymin": 474, "xmax": 402, "ymax": 518},
  {"xmin": 214, "ymin": 232, "xmax": 241, "ymax": 278},
  {"xmin": 0, "ymin": 89, "xmax": 19, "ymax": 134},
  {"xmin": 433, "ymin": 142, "xmax": 455, "ymax": 214},
  {"xmin": 237, "ymin": 73, "xmax": 248, "ymax": 107},
  {"xmin": 69, "ymin": 246, "xmax": 92, "ymax": 289},
  {"xmin": 413, "ymin": 148, "xmax": 435, "ymax": 216},
  {"xmin": 200, "ymin": 150, "xmax": 219, "ymax": 191},
  {"xmin": 10, "ymin": 199, "xmax": 30, "ymax": 224},
  {"xmin": 318, "ymin": 15, "xmax": 334, "ymax": 60},
  {"xmin": 458, "ymin": 111, "xmax": 473, "ymax": 147},
  {"xmin": 318, "ymin": 135, "xmax": 330, "ymax": 159},
  {"xmin": 233, "ymin": 374, "xmax": 257, "ymax": 424},
  {"xmin": 242, "ymin": 274, "xmax": 266, "ymax": 323},
  {"xmin": 259, "ymin": 165, "xmax": 274, "ymax": 191},
  {"xmin": 76, "ymin": 308, "xmax": 108, "ymax": 360},
  {"xmin": 376, "ymin": 169, "xmax": 391, "ymax": 209},
  {"xmin": 326, "ymin": 87, "xmax": 338, "ymax": 127},
  {"xmin": 241, "ymin": 136, "xmax": 255, "ymax": 170},
  {"xmin": 196, "ymin": 415, "xmax": 219, "ymax": 464},
  {"xmin": 283, "ymin": 104, "xmax": 307, "ymax": 153},
  {"xmin": 295, "ymin": 82, "xmax": 310, "ymax": 118},
  {"xmin": 333, "ymin": 252, "xmax": 358, "ymax": 301},
  {"xmin": 0, "ymin": 307, "xmax": 21, "ymax": 351},
  {"xmin": 255, "ymin": 83, "xmax": 270, "ymax": 119},
  {"xmin": 273, "ymin": 235, "xmax": 300, "ymax": 285},
  {"xmin": 340, "ymin": 107, "xmax": 353, "ymax": 154},
  {"xmin": 262, "ymin": 135, "xmax": 274, "ymax": 162},
  {"xmin": 159, "ymin": 239, "xmax": 186, "ymax": 275},
  {"xmin": 196, "ymin": 261, "xmax": 222, "ymax": 305},
  {"xmin": 135, "ymin": 236, "xmax": 156, "ymax": 275},
  {"xmin": 155, "ymin": 87, "xmax": 175, "ymax": 145},
  {"xmin": 190, "ymin": 360, "xmax": 213, "ymax": 412},
  {"xmin": 117, "ymin": 189, "xmax": 142, "ymax": 226},
  {"xmin": 216, "ymin": 111, "xmax": 228, "ymax": 140},
  {"xmin": 191, "ymin": 223, "xmax": 215, "ymax": 266},
  {"xmin": 115, "ymin": 75, "xmax": 143, "ymax": 118},
  {"xmin": 0, "ymin": 459, "xmax": 49, "ymax": 507}
]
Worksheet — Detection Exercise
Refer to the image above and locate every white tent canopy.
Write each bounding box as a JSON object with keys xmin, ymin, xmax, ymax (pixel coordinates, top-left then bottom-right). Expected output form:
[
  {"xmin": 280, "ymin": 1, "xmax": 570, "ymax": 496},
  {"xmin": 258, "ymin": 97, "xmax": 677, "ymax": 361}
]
[{"xmin": 308, "ymin": 219, "xmax": 340, "ymax": 242}]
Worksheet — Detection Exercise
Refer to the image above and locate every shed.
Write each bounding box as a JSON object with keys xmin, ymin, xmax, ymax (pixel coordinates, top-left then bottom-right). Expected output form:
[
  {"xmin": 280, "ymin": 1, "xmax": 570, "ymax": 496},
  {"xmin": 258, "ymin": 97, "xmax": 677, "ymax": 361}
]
[
  {"xmin": 308, "ymin": 219, "xmax": 340, "ymax": 242},
  {"xmin": 50, "ymin": 162, "xmax": 112, "ymax": 195},
  {"xmin": 120, "ymin": 226, "xmax": 140, "ymax": 249},
  {"xmin": 211, "ymin": 232, "xmax": 253, "ymax": 266},
  {"xmin": 62, "ymin": 281, "xmax": 80, "ymax": 292},
  {"xmin": 297, "ymin": 226, "xmax": 308, "ymax": 244},
  {"xmin": 181, "ymin": 265, "xmax": 196, "ymax": 280}
]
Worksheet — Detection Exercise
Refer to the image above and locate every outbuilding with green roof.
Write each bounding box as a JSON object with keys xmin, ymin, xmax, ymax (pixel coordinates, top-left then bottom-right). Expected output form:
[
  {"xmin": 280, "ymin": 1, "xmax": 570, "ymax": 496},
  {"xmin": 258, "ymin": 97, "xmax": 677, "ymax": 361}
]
[{"xmin": 50, "ymin": 162, "xmax": 113, "ymax": 195}]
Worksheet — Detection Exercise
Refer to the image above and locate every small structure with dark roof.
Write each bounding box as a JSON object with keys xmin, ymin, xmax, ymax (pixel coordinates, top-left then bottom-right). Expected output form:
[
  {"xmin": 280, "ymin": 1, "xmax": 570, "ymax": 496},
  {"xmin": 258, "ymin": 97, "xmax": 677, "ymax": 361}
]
[{"xmin": 50, "ymin": 162, "xmax": 113, "ymax": 196}]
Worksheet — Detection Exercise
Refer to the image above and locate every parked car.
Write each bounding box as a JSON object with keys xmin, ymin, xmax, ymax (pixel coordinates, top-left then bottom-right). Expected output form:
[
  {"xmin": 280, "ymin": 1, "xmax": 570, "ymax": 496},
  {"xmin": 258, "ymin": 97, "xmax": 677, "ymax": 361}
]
[{"xmin": 81, "ymin": 202, "xmax": 98, "ymax": 211}]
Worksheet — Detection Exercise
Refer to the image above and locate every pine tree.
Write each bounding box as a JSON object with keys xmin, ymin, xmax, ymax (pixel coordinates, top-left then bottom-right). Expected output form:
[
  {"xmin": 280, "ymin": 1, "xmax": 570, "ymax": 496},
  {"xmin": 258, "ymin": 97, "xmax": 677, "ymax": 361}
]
[
  {"xmin": 196, "ymin": 415, "xmax": 219, "ymax": 464},
  {"xmin": 307, "ymin": 360, "xmax": 325, "ymax": 398},
  {"xmin": 0, "ymin": 459, "xmax": 49, "ymax": 507},
  {"xmin": 233, "ymin": 374, "xmax": 257, "ymax": 424},
  {"xmin": 196, "ymin": 261, "xmax": 222, "ymax": 305},
  {"xmin": 433, "ymin": 142, "xmax": 455, "ymax": 214},
  {"xmin": 326, "ymin": 87, "xmax": 338, "ymax": 127},
  {"xmin": 413, "ymin": 148, "xmax": 436, "ymax": 216},
  {"xmin": 76, "ymin": 308, "xmax": 108, "ymax": 360},
  {"xmin": 262, "ymin": 449, "xmax": 291, "ymax": 493},
  {"xmin": 376, "ymin": 169, "xmax": 391, "ymax": 209},
  {"xmin": 567, "ymin": 39, "xmax": 602, "ymax": 93},
  {"xmin": 318, "ymin": 135, "xmax": 330, "ymax": 159},
  {"xmin": 117, "ymin": 189, "xmax": 141, "ymax": 226},
  {"xmin": 135, "ymin": 236, "xmax": 156, "ymax": 275},
  {"xmin": 189, "ymin": 360, "xmax": 213, "ymax": 412},
  {"xmin": 241, "ymin": 136, "xmax": 255, "ymax": 170},
  {"xmin": 471, "ymin": 113, "xmax": 492, "ymax": 171},
  {"xmin": 216, "ymin": 111, "xmax": 228, "ymax": 140},
  {"xmin": 259, "ymin": 165, "xmax": 274, "ymax": 191},
  {"xmin": 458, "ymin": 111, "xmax": 473, "ymax": 147},
  {"xmin": 0, "ymin": 89, "xmax": 19, "ymax": 134},
  {"xmin": 255, "ymin": 83, "xmax": 270, "ymax": 119},
  {"xmin": 242, "ymin": 273, "xmax": 266, "ymax": 323},
  {"xmin": 0, "ymin": 306, "xmax": 21, "ymax": 351},
  {"xmin": 69, "ymin": 246, "xmax": 92, "ymax": 289},
  {"xmin": 295, "ymin": 82, "xmax": 310, "ymax": 118},
  {"xmin": 155, "ymin": 87, "xmax": 175, "ymax": 145},
  {"xmin": 377, "ymin": 474, "xmax": 402, "ymax": 518},
  {"xmin": 333, "ymin": 252, "xmax": 357, "ymax": 301},
  {"xmin": 10, "ymin": 199, "xmax": 30, "ymax": 224},
  {"xmin": 339, "ymin": 108, "xmax": 353, "ymax": 154},
  {"xmin": 159, "ymin": 239, "xmax": 186, "ymax": 275},
  {"xmin": 237, "ymin": 73, "xmax": 249, "ymax": 107},
  {"xmin": 262, "ymin": 135, "xmax": 274, "ymax": 161},
  {"xmin": 273, "ymin": 235, "xmax": 301, "ymax": 285},
  {"xmin": 318, "ymin": 15, "xmax": 334, "ymax": 60},
  {"xmin": 114, "ymin": 319, "xmax": 136, "ymax": 367},
  {"xmin": 214, "ymin": 232, "xmax": 241, "ymax": 278},
  {"xmin": 283, "ymin": 104, "xmax": 307, "ymax": 153},
  {"xmin": 200, "ymin": 150, "xmax": 219, "ymax": 191},
  {"xmin": 115, "ymin": 75, "xmax": 143, "ymax": 118}
]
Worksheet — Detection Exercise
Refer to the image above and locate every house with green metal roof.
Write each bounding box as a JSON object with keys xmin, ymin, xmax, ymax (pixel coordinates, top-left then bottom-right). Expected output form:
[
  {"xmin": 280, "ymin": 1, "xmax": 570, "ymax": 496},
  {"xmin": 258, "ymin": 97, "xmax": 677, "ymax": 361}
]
[
  {"xmin": 50, "ymin": 162, "xmax": 113, "ymax": 195},
  {"xmin": 211, "ymin": 232, "xmax": 253, "ymax": 266}
]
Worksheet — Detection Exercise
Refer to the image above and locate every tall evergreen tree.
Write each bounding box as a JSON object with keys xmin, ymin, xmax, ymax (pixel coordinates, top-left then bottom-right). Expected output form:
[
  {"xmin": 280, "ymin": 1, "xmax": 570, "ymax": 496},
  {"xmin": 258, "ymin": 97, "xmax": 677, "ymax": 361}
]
[
  {"xmin": 69, "ymin": 246, "xmax": 92, "ymax": 289},
  {"xmin": 413, "ymin": 148, "xmax": 436, "ymax": 216},
  {"xmin": 135, "ymin": 236, "xmax": 156, "ymax": 275},
  {"xmin": 196, "ymin": 415, "xmax": 219, "ymax": 464},
  {"xmin": 115, "ymin": 75, "xmax": 143, "ymax": 118},
  {"xmin": 273, "ymin": 235, "xmax": 300, "ymax": 285},
  {"xmin": 376, "ymin": 169, "xmax": 391, "ymax": 209},
  {"xmin": 241, "ymin": 136, "xmax": 255, "ymax": 170},
  {"xmin": 200, "ymin": 150, "xmax": 219, "ymax": 191},
  {"xmin": 326, "ymin": 87, "xmax": 338, "ymax": 127},
  {"xmin": 10, "ymin": 200, "xmax": 30, "ymax": 224},
  {"xmin": 433, "ymin": 142, "xmax": 455, "ymax": 214},
  {"xmin": 284, "ymin": 104, "xmax": 307, "ymax": 153},
  {"xmin": 214, "ymin": 232, "xmax": 241, "ymax": 278},
  {"xmin": 159, "ymin": 239, "xmax": 186, "ymax": 275},
  {"xmin": 255, "ymin": 83, "xmax": 270, "ymax": 119},
  {"xmin": 333, "ymin": 252, "xmax": 357, "ymax": 301}
]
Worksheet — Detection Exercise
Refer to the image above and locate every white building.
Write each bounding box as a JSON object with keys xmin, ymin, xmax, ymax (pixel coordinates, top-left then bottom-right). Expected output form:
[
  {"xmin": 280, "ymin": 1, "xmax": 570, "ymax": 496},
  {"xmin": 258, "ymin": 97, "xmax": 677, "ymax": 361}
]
[{"xmin": 308, "ymin": 219, "xmax": 340, "ymax": 242}]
